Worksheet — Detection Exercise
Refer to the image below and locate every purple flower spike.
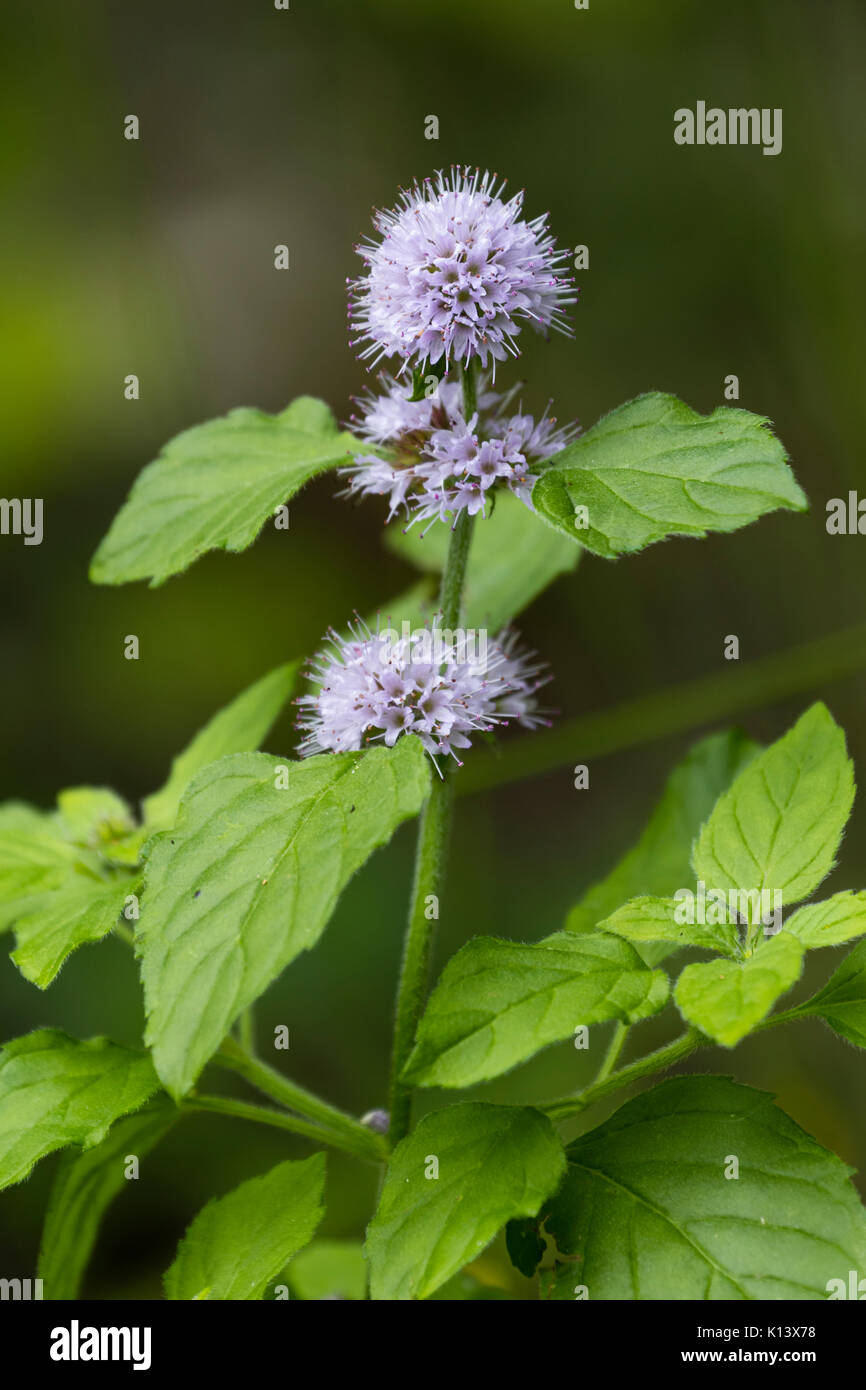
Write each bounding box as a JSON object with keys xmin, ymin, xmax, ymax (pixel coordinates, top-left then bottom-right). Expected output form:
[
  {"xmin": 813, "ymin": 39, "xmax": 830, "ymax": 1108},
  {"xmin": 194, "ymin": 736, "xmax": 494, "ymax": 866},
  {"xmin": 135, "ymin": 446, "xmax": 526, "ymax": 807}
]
[
  {"xmin": 341, "ymin": 373, "xmax": 579, "ymax": 529},
  {"xmin": 349, "ymin": 167, "xmax": 576, "ymax": 373},
  {"xmin": 296, "ymin": 618, "xmax": 549, "ymax": 771}
]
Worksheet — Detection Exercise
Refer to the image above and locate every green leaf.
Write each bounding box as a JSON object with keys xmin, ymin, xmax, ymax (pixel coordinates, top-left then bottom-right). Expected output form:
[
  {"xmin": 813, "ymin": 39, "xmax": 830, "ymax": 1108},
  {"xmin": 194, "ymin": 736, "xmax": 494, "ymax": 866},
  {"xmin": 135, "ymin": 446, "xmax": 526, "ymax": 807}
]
[
  {"xmin": 0, "ymin": 820, "xmax": 84, "ymax": 912},
  {"xmin": 427, "ymin": 1271, "xmax": 510, "ymax": 1300},
  {"xmin": 90, "ymin": 397, "xmax": 357, "ymax": 587},
  {"xmin": 286, "ymin": 1240, "xmax": 367, "ymax": 1301},
  {"xmin": 38, "ymin": 1102, "xmax": 177, "ymax": 1299},
  {"xmin": 784, "ymin": 891, "xmax": 866, "ymax": 950},
  {"xmin": 100, "ymin": 829, "xmax": 148, "ymax": 869},
  {"xmin": 0, "ymin": 801, "xmax": 48, "ymax": 834},
  {"xmin": 142, "ymin": 662, "xmax": 300, "ymax": 830},
  {"xmin": 0, "ymin": 805, "xmax": 75, "ymax": 932},
  {"xmin": 532, "ymin": 392, "xmax": 806, "ymax": 557},
  {"xmin": 164, "ymin": 1154, "xmax": 326, "ymax": 1300},
  {"xmin": 53, "ymin": 789, "xmax": 142, "ymax": 869},
  {"xmin": 141, "ymin": 739, "xmax": 430, "ymax": 1098},
  {"xmin": 403, "ymin": 932, "xmax": 668, "ymax": 1089},
  {"xmin": 366, "ymin": 1103, "xmax": 564, "ymax": 1300},
  {"xmin": 542, "ymin": 1075, "xmax": 866, "ymax": 1299},
  {"xmin": 566, "ymin": 729, "xmax": 759, "ymax": 965},
  {"xmin": 11, "ymin": 878, "xmax": 137, "ymax": 988},
  {"xmin": 801, "ymin": 938, "xmax": 866, "ymax": 1047},
  {"xmin": 600, "ymin": 895, "xmax": 740, "ymax": 957},
  {"xmin": 693, "ymin": 703, "xmax": 854, "ymax": 908},
  {"xmin": 0, "ymin": 1030, "xmax": 160, "ymax": 1189},
  {"xmin": 674, "ymin": 930, "xmax": 804, "ymax": 1046},
  {"xmin": 0, "ymin": 795, "xmax": 137, "ymax": 935},
  {"xmin": 55, "ymin": 788, "xmax": 135, "ymax": 845},
  {"xmin": 386, "ymin": 490, "xmax": 579, "ymax": 630}
]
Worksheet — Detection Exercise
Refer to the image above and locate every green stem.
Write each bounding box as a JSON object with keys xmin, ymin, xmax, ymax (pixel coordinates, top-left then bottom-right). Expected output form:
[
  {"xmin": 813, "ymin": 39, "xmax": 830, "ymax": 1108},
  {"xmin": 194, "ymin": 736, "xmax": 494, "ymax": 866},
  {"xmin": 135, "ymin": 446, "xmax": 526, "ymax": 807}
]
[
  {"xmin": 546, "ymin": 1002, "xmax": 814, "ymax": 1124},
  {"xmin": 461, "ymin": 358, "xmax": 478, "ymax": 418},
  {"xmin": 388, "ymin": 373, "xmax": 477, "ymax": 1145},
  {"xmin": 593, "ymin": 1021, "xmax": 629, "ymax": 1084},
  {"xmin": 542, "ymin": 1029, "xmax": 703, "ymax": 1122},
  {"xmin": 457, "ymin": 621, "xmax": 866, "ymax": 798},
  {"xmin": 183, "ymin": 1095, "xmax": 379, "ymax": 1162},
  {"xmin": 388, "ymin": 773, "xmax": 455, "ymax": 1144},
  {"xmin": 438, "ymin": 506, "xmax": 474, "ymax": 633},
  {"xmin": 755, "ymin": 1003, "xmax": 814, "ymax": 1031},
  {"xmin": 216, "ymin": 1036, "xmax": 384, "ymax": 1160}
]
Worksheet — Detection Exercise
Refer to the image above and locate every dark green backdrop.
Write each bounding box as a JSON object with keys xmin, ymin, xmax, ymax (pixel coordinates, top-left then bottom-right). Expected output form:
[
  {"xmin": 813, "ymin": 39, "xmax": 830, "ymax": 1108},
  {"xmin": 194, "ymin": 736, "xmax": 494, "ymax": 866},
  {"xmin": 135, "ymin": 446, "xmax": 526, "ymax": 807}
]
[{"xmin": 1, "ymin": 0, "xmax": 865, "ymax": 1297}]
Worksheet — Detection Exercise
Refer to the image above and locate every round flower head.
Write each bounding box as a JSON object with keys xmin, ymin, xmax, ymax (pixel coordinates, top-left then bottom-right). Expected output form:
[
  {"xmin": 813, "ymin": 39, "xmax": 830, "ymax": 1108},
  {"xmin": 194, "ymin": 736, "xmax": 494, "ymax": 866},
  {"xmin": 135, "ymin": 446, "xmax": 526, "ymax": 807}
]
[
  {"xmin": 349, "ymin": 168, "xmax": 576, "ymax": 372},
  {"xmin": 296, "ymin": 619, "xmax": 549, "ymax": 770},
  {"xmin": 341, "ymin": 373, "xmax": 578, "ymax": 530}
]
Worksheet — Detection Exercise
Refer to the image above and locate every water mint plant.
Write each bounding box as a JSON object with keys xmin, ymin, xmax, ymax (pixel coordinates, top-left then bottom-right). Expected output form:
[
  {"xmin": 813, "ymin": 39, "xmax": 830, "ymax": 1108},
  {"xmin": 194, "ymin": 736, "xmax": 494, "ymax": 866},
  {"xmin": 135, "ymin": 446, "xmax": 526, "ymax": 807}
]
[{"xmin": 4, "ymin": 170, "xmax": 866, "ymax": 1303}]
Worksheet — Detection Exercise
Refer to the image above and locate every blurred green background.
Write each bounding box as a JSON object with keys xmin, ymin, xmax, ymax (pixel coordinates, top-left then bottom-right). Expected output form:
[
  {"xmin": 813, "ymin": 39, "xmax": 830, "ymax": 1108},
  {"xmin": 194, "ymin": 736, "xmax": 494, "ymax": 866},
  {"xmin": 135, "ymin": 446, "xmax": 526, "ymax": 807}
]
[{"xmin": 2, "ymin": 0, "xmax": 865, "ymax": 1298}]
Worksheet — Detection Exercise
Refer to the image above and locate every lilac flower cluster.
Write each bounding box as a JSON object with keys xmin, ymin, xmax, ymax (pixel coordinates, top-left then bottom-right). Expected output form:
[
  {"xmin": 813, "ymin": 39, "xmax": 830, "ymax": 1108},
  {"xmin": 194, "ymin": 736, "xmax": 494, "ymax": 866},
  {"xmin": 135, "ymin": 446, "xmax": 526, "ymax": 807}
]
[
  {"xmin": 340, "ymin": 375, "xmax": 578, "ymax": 530},
  {"xmin": 348, "ymin": 167, "xmax": 575, "ymax": 371},
  {"xmin": 296, "ymin": 621, "xmax": 548, "ymax": 768},
  {"xmin": 343, "ymin": 168, "xmax": 577, "ymax": 533},
  {"xmin": 300, "ymin": 170, "xmax": 571, "ymax": 764}
]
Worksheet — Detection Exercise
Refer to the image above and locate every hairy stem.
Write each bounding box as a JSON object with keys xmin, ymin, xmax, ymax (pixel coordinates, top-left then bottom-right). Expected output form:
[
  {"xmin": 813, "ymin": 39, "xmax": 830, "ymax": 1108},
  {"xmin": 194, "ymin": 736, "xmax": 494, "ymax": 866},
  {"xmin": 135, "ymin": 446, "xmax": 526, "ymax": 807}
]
[
  {"xmin": 216, "ymin": 1036, "xmax": 384, "ymax": 1160},
  {"xmin": 388, "ymin": 377, "xmax": 477, "ymax": 1145},
  {"xmin": 183, "ymin": 1095, "xmax": 381, "ymax": 1162},
  {"xmin": 461, "ymin": 357, "xmax": 478, "ymax": 419},
  {"xmin": 546, "ymin": 999, "xmax": 815, "ymax": 1124},
  {"xmin": 593, "ymin": 1021, "xmax": 629, "ymax": 1084},
  {"xmin": 755, "ymin": 1003, "xmax": 815, "ymax": 1030},
  {"xmin": 542, "ymin": 1029, "xmax": 703, "ymax": 1122},
  {"xmin": 388, "ymin": 772, "xmax": 455, "ymax": 1144}
]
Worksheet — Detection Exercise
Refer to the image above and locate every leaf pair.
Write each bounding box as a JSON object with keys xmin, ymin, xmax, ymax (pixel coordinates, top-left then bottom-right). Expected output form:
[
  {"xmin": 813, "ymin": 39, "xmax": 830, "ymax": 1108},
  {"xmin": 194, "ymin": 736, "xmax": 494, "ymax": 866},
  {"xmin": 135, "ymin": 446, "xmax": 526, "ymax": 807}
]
[
  {"xmin": 15, "ymin": 1029, "xmax": 866, "ymax": 1301},
  {"xmin": 602, "ymin": 704, "xmax": 859, "ymax": 1045},
  {"xmin": 368, "ymin": 1077, "xmax": 866, "ymax": 1303},
  {"xmin": 404, "ymin": 729, "xmax": 757, "ymax": 1090},
  {"xmin": 90, "ymin": 390, "xmax": 805, "ymax": 589}
]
